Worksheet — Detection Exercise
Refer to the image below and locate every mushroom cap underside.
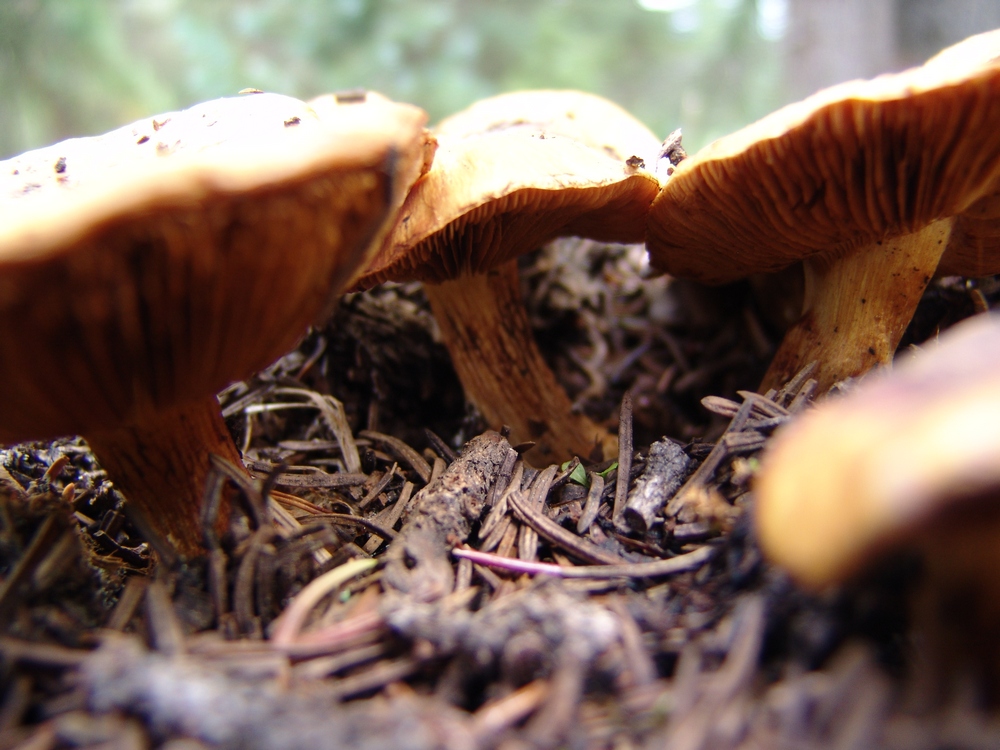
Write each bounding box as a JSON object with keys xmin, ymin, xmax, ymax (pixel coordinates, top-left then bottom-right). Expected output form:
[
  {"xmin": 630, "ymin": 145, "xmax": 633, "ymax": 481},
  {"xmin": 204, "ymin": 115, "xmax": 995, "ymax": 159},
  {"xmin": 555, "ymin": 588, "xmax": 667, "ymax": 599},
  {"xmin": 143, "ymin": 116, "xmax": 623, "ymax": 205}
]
[
  {"xmin": 754, "ymin": 311, "xmax": 1000, "ymax": 589},
  {"xmin": 0, "ymin": 92, "xmax": 430, "ymax": 441},
  {"xmin": 355, "ymin": 130, "xmax": 660, "ymax": 287},
  {"xmin": 647, "ymin": 29, "xmax": 1000, "ymax": 285}
]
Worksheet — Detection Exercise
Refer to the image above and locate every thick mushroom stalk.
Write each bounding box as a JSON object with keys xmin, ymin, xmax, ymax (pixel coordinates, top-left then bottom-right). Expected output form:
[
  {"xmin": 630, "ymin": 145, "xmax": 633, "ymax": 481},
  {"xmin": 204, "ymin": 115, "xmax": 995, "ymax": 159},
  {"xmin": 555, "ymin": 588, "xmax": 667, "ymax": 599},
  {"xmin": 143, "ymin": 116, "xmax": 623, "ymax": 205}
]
[
  {"xmin": 761, "ymin": 218, "xmax": 954, "ymax": 392},
  {"xmin": 83, "ymin": 398, "xmax": 242, "ymax": 550},
  {"xmin": 426, "ymin": 261, "xmax": 616, "ymax": 464}
]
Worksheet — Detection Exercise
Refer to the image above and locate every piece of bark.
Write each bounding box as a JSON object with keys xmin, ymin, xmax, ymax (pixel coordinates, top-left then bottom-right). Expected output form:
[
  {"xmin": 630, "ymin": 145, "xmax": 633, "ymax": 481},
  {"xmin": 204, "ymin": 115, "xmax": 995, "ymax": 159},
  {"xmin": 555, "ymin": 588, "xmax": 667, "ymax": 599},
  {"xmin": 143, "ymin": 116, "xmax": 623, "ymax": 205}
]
[
  {"xmin": 383, "ymin": 431, "xmax": 511, "ymax": 600},
  {"xmin": 623, "ymin": 439, "xmax": 692, "ymax": 533}
]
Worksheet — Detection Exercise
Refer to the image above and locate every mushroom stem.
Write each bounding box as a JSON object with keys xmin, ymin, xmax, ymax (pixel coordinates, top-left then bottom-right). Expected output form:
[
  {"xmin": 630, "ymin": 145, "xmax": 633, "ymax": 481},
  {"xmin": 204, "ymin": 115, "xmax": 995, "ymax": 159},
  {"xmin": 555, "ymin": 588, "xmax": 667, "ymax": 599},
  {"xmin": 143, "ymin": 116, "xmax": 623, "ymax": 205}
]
[
  {"xmin": 84, "ymin": 396, "xmax": 243, "ymax": 556},
  {"xmin": 424, "ymin": 260, "xmax": 617, "ymax": 465},
  {"xmin": 760, "ymin": 217, "xmax": 955, "ymax": 393}
]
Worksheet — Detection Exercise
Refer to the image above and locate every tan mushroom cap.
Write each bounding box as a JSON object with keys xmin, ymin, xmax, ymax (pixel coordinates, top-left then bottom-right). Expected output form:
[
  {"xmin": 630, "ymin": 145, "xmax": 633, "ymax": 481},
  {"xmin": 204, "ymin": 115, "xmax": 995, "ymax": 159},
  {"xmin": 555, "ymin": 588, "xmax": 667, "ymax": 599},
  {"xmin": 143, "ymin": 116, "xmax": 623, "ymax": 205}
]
[
  {"xmin": 357, "ymin": 129, "xmax": 660, "ymax": 287},
  {"xmin": 0, "ymin": 91, "xmax": 430, "ymax": 441},
  {"xmin": 435, "ymin": 89, "xmax": 661, "ymax": 166},
  {"xmin": 354, "ymin": 93, "xmax": 661, "ymax": 463},
  {"xmin": 647, "ymin": 29, "xmax": 1000, "ymax": 285},
  {"xmin": 754, "ymin": 312, "xmax": 1000, "ymax": 590}
]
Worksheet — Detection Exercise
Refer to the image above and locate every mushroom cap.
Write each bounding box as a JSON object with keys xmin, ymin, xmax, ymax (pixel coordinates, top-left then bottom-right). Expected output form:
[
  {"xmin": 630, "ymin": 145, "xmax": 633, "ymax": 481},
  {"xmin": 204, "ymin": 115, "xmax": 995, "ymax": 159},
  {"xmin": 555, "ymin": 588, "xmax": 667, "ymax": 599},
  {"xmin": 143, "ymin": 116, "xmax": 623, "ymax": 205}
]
[
  {"xmin": 354, "ymin": 128, "xmax": 660, "ymax": 286},
  {"xmin": 355, "ymin": 90, "xmax": 662, "ymax": 288},
  {"xmin": 0, "ymin": 91, "xmax": 429, "ymax": 441},
  {"xmin": 754, "ymin": 312, "xmax": 1000, "ymax": 589},
  {"xmin": 435, "ymin": 89, "xmax": 662, "ymax": 167},
  {"xmin": 646, "ymin": 29, "xmax": 1000, "ymax": 285}
]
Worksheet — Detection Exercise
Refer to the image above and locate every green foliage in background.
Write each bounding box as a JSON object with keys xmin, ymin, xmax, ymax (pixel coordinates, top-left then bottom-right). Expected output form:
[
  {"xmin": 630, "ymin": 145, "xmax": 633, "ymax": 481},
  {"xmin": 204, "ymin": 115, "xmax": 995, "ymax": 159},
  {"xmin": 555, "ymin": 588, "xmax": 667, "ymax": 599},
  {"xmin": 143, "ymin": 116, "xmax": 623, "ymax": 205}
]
[{"xmin": 0, "ymin": 0, "xmax": 784, "ymax": 159}]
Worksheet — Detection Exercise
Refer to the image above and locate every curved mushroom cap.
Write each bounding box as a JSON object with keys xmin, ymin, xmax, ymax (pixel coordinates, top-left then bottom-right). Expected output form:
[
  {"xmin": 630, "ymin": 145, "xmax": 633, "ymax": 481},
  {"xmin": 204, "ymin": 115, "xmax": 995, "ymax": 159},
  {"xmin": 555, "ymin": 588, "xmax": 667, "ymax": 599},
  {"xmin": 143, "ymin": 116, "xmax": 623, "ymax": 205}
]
[
  {"xmin": 308, "ymin": 91, "xmax": 439, "ymax": 194},
  {"xmin": 755, "ymin": 312, "xmax": 1000, "ymax": 589},
  {"xmin": 0, "ymin": 91, "xmax": 429, "ymax": 441},
  {"xmin": 435, "ymin": 89, "xmax": 662, "ymax": 166},
  {"xmin": 647, "ymin": 29, "xmax": 1000, "ymax": 285},
  {"xmin": 355, "ymin": 129, "xmax": 660, "ymax": 287}
]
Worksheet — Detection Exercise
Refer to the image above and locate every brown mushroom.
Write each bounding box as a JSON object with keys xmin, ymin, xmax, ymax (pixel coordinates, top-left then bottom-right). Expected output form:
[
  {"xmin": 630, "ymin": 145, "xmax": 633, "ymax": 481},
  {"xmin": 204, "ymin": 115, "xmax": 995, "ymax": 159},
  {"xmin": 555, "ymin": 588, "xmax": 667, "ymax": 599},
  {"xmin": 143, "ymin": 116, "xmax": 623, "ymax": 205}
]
[
  {"xmin": 646, "ymin": 29, "xmax": 1000, "ymax": 393},
  {"xmin": 0, "ymin": 91, "xmax": 430, "ymax": 554},
  {"xmin": 755, "ymin": 311, "xmax": 1000, "ymax": 591},
  {"xmin": 353, "ymin": 91, "xmax": 661, "ymax": 465}
]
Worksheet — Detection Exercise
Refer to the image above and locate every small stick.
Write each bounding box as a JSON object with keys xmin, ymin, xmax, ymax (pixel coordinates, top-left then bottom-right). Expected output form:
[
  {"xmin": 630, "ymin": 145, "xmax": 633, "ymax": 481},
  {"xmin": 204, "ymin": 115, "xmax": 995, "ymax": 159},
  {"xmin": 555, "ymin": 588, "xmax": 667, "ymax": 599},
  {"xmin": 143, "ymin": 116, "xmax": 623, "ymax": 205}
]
[
  {"xmin": 145, "ymin": 579, "xmax": 186, "ymax": 656},
  {"xmin": 478, "ymin": 462, "xmax": 524, "ymax": 542},
  {"xmin": 788, "ymin": 378, "xmax": 819, "ymax": 413},
  {"xmin": 0, "ymin": 636, "xmax": 90, "ymax": 668},
  {"xmin": 576, "ymin": 471, "xmax": 605, "ymax": 534},
  {"xmin": 383, "ymin": 431, "xmax": 511, "ymax": 597},
  {"xmin": 363, "ymin": 481, "xmax": 413, "ymax": 554},
  {"xmin": 453, "ymin": 544, "xmax": 714, "ymax": 579},
  {"xmin": 424, "ymin": 428, "xmax": 459, "ymax": 463},
  {"xmin": 307, "ymin": 513, "xmax": 398, "ymax": 541},
  {"xmin": 623, "ymin": 439, "xmax": 691, "ymax": 534},
  {"xmin": 271, "ymin": 557, "xmax": 379, "ymax": 647},
  {"xmin": 0, "ymin": 514, "xmax": 65, "ymax": 615},
  {"xmin": 358, "ymin": 463, "xmax": 397, "ymax": 509},
  {"xmin": 612, "ymin": 391, "xmax": 634, "ymax": 525},
  {"xmin": 359, "ymin": 430, "xmax": 432, "ymax": 483},
  {"xmin": 473, "ymin": 680, "xmax": 549, "ymax": 741},
  {"xmin": 774, "ymin": 361, "xmax": 819, "ymax": 407},
  {"xmin": 273, "ymin": 388, "xmax": 361, "ymax": 474},
  {"xmin": 666, "ymin": 396, "xmax": 755, "ymax": 519},
  {"xmin": 105, "ymin": 576, "xmax": 149, "ymax": 632},
  {"xmin": 495, "ymin": 519, "xmax": 519, "ymax": 560},
  {"xmin": 233, "ymin": 527, "xmax": 274, "ymax": 635},
  {"xmin": 430, "ymin": 456, "xmax": 447, "ymax": 482},
  {"xmin": 508, "ymin": 492, "xmax": 626, "ymax": 565},
  {"xmin": 485, "ymin": 447, "xmax": 519, "ymax": 507},
  {"xmin": 518, "ymin": 465, "xmax": 557, "ymax": 561}
]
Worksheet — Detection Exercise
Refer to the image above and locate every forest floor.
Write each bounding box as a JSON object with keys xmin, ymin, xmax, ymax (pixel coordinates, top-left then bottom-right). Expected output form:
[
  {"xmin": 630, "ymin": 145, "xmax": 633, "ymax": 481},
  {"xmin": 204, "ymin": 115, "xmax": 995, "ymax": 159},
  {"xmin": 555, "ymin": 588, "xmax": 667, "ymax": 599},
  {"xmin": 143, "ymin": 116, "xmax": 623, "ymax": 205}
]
[{"xmin": 1, "ymin": 238, "xmax": 999, "ymax": 750}]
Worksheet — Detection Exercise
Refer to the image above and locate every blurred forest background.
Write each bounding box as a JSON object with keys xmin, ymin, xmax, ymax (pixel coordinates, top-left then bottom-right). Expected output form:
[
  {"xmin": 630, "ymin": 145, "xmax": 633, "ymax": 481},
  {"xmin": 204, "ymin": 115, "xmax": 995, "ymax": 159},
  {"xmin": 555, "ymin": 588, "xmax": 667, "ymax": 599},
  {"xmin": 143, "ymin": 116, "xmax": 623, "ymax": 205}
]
[{"xmin": 1, "ymin": 0, "xmax": 999, "ymax": 160}]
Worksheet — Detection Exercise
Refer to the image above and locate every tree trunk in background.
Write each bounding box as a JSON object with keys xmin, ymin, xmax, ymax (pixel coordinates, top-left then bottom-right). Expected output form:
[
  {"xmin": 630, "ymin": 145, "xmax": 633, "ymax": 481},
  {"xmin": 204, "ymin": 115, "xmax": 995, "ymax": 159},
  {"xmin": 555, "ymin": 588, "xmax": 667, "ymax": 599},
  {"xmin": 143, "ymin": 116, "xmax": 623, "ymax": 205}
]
[
  {"xmin": 783, "ymin": 0, "xmax": 897, "ymax": 101},
  {"xmin": 783, "ymin": 0, "xmax": 1000, "ymax": 102},
  {"xmin": 895, "ymin": 0, "xmax": 1000, "ymax": 68}
]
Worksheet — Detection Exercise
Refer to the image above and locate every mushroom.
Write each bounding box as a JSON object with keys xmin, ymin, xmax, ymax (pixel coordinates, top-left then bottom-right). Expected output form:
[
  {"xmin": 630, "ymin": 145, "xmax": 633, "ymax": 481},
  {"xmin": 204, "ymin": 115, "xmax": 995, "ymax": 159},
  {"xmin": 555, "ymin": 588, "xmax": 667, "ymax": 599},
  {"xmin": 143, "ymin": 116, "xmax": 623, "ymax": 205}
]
[
  {"xmin": 646, "ymin": 29, "xmax": 1000, "ymax": 393},
  {"xmin": 755, "ymin": 311, "xmax": 1000, "ymax": 592},
  {"xmin": 0, "ymin": 91, "xmax": 431, "ymax": 554},
  {"xmin": 353, "ymin": 91, "xmax": 662, "ymax": 464}
]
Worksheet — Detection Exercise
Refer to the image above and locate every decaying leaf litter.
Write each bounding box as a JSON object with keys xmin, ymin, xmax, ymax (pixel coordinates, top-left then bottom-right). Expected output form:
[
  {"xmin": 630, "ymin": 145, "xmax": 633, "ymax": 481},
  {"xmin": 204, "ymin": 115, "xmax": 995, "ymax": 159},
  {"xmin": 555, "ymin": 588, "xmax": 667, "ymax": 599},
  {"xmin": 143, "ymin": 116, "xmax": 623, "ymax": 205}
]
[{"xmin": 1, "ymin": 237, "xmax": 999, "ymax": 749}]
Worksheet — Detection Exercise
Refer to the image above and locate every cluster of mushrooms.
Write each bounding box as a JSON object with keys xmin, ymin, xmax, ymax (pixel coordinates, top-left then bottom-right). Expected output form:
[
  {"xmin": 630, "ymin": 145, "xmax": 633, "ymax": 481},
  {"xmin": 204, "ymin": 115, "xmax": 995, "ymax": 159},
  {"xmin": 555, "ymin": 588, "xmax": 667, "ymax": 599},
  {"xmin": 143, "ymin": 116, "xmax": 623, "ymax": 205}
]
[{"xmin": 2, "ymin": 26, "xmax": 1000, "ymax": 628}]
